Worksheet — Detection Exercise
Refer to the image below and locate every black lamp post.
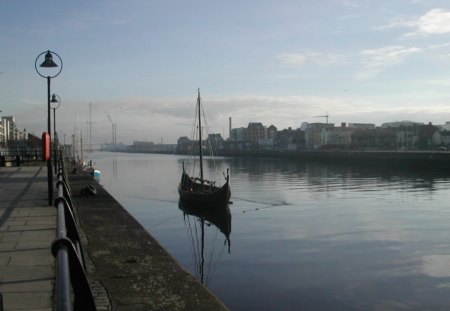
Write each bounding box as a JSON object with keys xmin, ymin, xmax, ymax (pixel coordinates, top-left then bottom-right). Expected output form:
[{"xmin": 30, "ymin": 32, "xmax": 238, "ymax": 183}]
[
  {"xmin": 51, "ymin": 94, "xmax": 61, "ymax": 174},
  {"xmin": 35, "ymin": 50, "xmax": 63, "ymax": 205}
]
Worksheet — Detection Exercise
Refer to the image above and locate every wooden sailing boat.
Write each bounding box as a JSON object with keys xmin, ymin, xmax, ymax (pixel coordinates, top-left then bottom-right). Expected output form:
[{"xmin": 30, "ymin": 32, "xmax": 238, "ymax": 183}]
[{"xmin": 178, "ymin": 89, "xmax": 231, "ymax": 207}]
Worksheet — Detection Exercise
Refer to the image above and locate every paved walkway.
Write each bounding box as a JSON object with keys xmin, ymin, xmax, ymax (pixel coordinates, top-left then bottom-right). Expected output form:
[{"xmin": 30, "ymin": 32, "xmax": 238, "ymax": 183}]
[{"xmin": 0, "ymin": 165, "xmax": 56, "ymax": 311}]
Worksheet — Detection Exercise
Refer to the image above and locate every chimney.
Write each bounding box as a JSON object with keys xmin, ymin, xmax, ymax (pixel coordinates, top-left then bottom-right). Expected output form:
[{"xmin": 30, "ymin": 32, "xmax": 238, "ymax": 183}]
[{"xmin": 229, "ymin": 117, "xmax": 232, "ymax": 139}]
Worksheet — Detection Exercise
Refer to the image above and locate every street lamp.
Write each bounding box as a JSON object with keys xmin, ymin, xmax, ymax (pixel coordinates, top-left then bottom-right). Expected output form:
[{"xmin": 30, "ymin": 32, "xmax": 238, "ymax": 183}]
[
  {"xmin": 51, "ymin": 94, "xmax": 61, "ymax": 174},
  {"xmin": 35, "ymin": 50, "xmax": 63, "ymax": 205}
]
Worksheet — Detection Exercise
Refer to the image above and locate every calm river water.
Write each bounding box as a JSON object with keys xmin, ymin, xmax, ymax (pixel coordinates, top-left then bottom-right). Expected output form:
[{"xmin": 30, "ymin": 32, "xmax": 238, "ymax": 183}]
[{"xmin": 92, "ymin": 151, "xmax": 450, "ymax": 310}]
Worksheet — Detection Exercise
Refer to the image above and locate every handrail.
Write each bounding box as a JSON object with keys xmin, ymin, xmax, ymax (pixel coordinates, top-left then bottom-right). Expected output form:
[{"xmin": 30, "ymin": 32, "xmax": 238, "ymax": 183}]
[{"xmin": 52, "ymin": 151, "xmax": 96, "ymax": 310}]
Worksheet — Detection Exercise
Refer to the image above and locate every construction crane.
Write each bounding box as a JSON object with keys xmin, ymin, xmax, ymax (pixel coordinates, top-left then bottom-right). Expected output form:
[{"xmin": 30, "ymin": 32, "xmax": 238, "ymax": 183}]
[{"xmin": 315, "ymin": 112, "xmax": 329, "ymax": 124}]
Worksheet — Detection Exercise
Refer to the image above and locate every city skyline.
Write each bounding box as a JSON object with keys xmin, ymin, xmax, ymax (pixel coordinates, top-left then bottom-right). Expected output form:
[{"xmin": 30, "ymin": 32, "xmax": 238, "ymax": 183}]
[{"xmin": 1, "ymin": 1, "xmax": 450, "ymax": 144}]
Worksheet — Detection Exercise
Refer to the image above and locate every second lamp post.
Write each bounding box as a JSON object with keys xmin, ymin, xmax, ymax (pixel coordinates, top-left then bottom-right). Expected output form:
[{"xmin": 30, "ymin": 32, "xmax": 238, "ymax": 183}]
[{"xmin": 51, "ymin": 94, "xmax": 61, "ymax": 174}]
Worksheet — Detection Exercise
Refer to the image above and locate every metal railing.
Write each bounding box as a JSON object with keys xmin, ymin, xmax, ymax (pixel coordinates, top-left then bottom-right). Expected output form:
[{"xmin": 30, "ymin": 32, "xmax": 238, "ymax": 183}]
[{"xmin": 51, "ymin": 151, "xmax": 97, "ymax": 310}]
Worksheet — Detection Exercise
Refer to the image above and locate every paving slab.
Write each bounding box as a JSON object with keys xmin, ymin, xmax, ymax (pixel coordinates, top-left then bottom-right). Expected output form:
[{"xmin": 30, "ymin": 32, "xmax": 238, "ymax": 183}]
[{"xmin": 0, "ymin": 166, "xmax": 56, "ymax": 311}]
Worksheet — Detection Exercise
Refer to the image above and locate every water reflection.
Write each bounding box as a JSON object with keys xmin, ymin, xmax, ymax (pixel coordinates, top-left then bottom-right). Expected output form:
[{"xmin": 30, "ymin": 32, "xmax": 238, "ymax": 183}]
[
  {"xmin": 112, "ymin": 157, "xmax": 118, "ymax": 179},
  {"xmin": 178, "ymin": 201, "xmax": 232, "ymax": 285},
  {"xmin": 229, "ymin": 157, "xmax": 450, "ymax": 196},
  {"xmin": 422, "ymin": 255, "xmax": 450, "ymax": 278},
  {"xmin": 93, "ymin": 152, "xmax": 450, "ymax": 310}
]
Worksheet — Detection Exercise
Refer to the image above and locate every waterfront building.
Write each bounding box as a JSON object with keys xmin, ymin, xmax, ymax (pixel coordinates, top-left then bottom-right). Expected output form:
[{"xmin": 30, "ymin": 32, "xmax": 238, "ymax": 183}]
[
  {"xmin": 179, "ymin": 119, "xmax": 446, "ymax": 153},
  {"xmin": 127, "ymin": 141, "xmax": 156, "ymax": 153},
  {"xmin": 0, "ymin": 116, "xmax": 27, "ymax": 149},
  {"xmin": 267, "ymin": 125, "xmax": 277, "ymax": 140},
  {"xmin": 276, "ymin": 127, "xmax": 304, "ymax": 151},
  {"xmin": 228, "ymin": 127, "xmax": 247, "ymax": 150},
  {"xmin": 127, "ymin": 141, "xmax": 177, "ymax": 153},
  {"xmin": 0, "ymin": 117, "xmax": 4, "ymax": 148},
  {"xmin": 396, "ymin": 126, "xmax": 419, "ymax": 150},
  {"xmin": 320, "ymin": 123, "xmax": 354, "ymax": 149},
  {"xmin": 433, "ymin": 131, "xmax": 450, "ymax": 147},
  {"xmin": 229, "ymin": 127, "xmax": 246, "ymax": 142},
  {"xmin": 229, "ymin": 122, "xmax": 273, "ymax": 150},
  {"xmin": 351, "ymin": 127, "xmax": 396, "ymax": 150},
  {"xmin": 176, "ymin": 136, "xmax": 193, "ymax": 154},
  {"xmin": 1, "ymin": 116, "xmax": 16, "ymax": 146},
  {"xmin": 246, "ymin": 122, "xmax": 266, "ymax": 144},
  {"xmin": 304, "ymin": 123, "xmax": 334, "ymax": 150},
  {"xmin": 396, "ymin": 123, "xmax": 437, "ymax": 150}
]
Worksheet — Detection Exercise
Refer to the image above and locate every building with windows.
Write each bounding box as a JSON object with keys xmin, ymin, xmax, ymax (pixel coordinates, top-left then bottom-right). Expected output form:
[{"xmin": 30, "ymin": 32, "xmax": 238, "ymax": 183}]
[
  {"xmin": 304, "ymin": 123, "xmax": 334, "ymax": 150},
  {"xmin": 321, "ymin": 123, "xmax": 354, "ymax": 149},
  {"xmin": 246, "ymin": 122, "xmax": 266, "ymax": 143},
  {"xmin": 1, "ymin": 116, "xmax": 16, "ymax": 147},
  {"xmin": 0, "ymin": 117, "xmax": 4, "ymax": 147}
]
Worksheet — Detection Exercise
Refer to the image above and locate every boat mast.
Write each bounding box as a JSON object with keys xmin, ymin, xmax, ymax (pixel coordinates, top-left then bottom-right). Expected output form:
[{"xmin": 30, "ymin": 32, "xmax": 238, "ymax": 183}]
[
  {"xmin": 89, "ymin": 102, "xmax": 92, "ymax": 165},
  {"xmin": 197, "ymin": 89, "xmax": 204, "ymax": 185}
]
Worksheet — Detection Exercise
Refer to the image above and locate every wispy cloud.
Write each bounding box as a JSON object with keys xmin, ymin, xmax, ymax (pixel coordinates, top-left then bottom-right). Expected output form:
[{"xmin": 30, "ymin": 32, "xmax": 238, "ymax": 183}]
[
  {"xmin": 276, "ymin": 53, "xmax": 307, "ymax": 66},
  {"xmin": 276, "ymin": 51, "xmax": 345, "ymax": 67},
  {"xmin": 373, "ymin": 16, "xmax": 417, "ymax": 31},
  {"xmin": 357, "ymin": 46, "xmax": 421, "ymax": 80},
  {"xmin": 375, "ymin": 8, "xmax": 450, "ymax": 37}
]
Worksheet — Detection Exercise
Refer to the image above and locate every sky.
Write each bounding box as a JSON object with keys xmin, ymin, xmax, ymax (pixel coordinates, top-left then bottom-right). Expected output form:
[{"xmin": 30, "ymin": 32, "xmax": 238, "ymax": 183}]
[{"xmin": 2, "ymin": 0, "xmax": 450, "ymax": 145}]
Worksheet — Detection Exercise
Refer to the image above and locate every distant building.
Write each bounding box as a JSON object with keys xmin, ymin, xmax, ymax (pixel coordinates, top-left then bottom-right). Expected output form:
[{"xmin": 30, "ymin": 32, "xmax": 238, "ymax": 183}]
[
  {"xmin": 0, "ymin": 116, "xmax": 4, "ymax": 147},
  {"xmin": 229, "ymin": 127, "xmax": 246, "ymax": 142},
  {"xmin": 1, "ymin": 116, "xmax": 16, "ymax": 146},
  {"xmin": 176, "ymin": 136, "xmax": 194, "ymax": 154},
  {"xmin": 321, "ymin": 123, "xmax": 354, "ymax": 149},
  {"xmin": 267, "ymin": 125, "xmax": 277, "ymax": 140},
  {"xmin": 304, "ymin": 123, "xmax": 334, "ymax": 150},
  {"xmin": 246, "ymin": 122, "xmax": 266, "ymax": 143},
  {"xmin": 128, "ymin": 141, "xmax": 155, "ymax": 152},
  {"xmin": 229, "ymin": 122, "xmax": 276, "ymax": 150},
  {"xmin": 351, "ymin": 127, "xmax": 396, "ymax": 150},
  {"xmin": 433, "ymin": 131, "xmax": 450, "ymax": 147},
  {"xmin": 276, "ymin": 127, "xmax": 304, "ymax": 151},
  {"xmin": 395, "ymin": 123, "xmax": 437, "ymax": 150}
]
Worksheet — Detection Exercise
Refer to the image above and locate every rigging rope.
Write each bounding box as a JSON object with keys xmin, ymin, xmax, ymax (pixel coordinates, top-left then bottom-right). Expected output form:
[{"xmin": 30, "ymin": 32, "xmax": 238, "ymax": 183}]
[{"xmin": 185, "ymin": 93, "xmax": 225, "ymax": 185}]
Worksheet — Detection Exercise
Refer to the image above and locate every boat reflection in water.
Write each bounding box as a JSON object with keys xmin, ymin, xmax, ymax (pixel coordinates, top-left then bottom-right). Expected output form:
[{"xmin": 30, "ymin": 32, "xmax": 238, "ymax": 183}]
[{"xmin": 178, "ymin": 202, "xmax": 232, "ymax": 285}]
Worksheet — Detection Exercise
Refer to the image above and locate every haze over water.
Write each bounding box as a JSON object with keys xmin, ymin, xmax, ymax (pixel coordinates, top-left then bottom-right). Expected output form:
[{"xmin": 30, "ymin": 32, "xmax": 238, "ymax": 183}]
[{"xmin": 93, "ymin": 152, "xmax": 450, "ymax": 310}]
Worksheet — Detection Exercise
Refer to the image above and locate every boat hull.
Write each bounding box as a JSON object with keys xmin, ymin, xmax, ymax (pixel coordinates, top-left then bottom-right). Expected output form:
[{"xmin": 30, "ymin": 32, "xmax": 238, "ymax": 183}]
[{"xmin": 178, "ymin": 171, "xmax": 230, "ymax": 207}]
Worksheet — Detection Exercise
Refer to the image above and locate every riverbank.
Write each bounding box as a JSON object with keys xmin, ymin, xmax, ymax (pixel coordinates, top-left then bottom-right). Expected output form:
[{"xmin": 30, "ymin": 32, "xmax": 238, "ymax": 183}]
[{"xmin": 69, "ymin": 171, "xmax": 229, "ymax": 310}]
